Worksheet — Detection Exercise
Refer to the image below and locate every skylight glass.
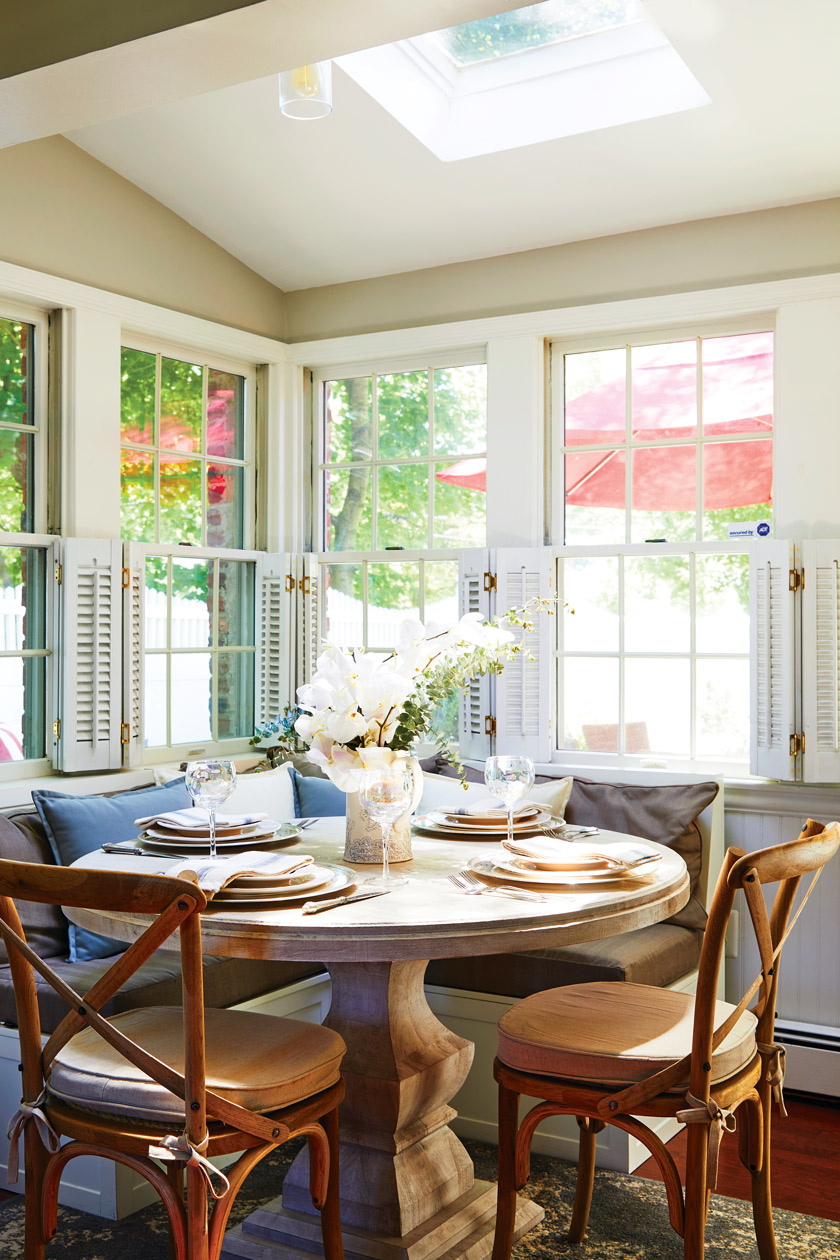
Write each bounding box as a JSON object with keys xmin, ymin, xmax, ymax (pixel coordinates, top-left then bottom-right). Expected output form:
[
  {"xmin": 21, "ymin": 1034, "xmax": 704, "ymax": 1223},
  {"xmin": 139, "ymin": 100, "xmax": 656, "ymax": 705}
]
[{"xmin": 432, "ymin": 0, "xmax": 642, "ymax": 66}]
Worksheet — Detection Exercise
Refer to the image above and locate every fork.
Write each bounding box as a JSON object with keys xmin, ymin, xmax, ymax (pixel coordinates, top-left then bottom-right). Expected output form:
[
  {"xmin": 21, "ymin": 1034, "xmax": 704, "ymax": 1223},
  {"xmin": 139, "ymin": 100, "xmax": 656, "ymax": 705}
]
[
  {"xmin": 447, "ymin": 871, "xmax": 546, "ymax": 903},
  {"xmin": 541, "ymin": 823, "xmax": 599, "ymax": 841},
  {"xmin": 297, "ymin": 817, "xmax": 320, "ymax": 830}
]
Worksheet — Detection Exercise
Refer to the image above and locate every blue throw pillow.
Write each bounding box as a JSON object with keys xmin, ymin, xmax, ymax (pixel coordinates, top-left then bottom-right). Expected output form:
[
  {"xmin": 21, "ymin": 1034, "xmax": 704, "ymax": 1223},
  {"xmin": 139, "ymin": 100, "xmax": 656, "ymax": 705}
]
[
  {"xmin": 32, "ymin": 778, "xmax": 192, "ymax": 962},
  {"xmin": 291, "ymin": 768, "xmax": 345, "ymax": 818}
]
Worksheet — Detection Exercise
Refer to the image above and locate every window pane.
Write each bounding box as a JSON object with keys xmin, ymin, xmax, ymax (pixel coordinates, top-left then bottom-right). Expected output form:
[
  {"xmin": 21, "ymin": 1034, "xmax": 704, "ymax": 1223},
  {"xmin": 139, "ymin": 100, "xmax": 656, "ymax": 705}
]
[
  {"xmin": 171, "ymin": 560, "xmax": 211, "ymax": 648},
  {"xmin": 120, "ymin": 347, "xmax": 156, "ymax": 444},
  {"xmin": 121, "ymin": 448, "xmax": 156, "ymax": 542},
  {"xmin": 564, "ymin": 348, "xmax": 625, "ymax": 447},
  {"xmin": 216, "ymin": 651, "xmax": 255, "ymax": 740},
  {"xmin": 625, "ymin": 556, "xmax": 690, "ymax": 653},
  {"xmin": 0, "ymin": 428, "xmax": 33, "ymax": 532},
  {"xmin": 325, "ymin": 564, "xmax": 364, "ymax": 647},
  {"xmin": 630, "ymin": 445, "xmax": 696, "ymax": 542},
  {"xmin": 325, "ymin": 377, "xmax": 372, "ymax": 464},
  {"xmin": 377, "ymin": 372, "xmax": 428, "ymax": 459},
  {"xmin": 0, "ymin": 656, "xmax": 43, "ymax": 761},
  {"xmin": 433, "ymin": 476, "xmax": 485, "ymax": 548},
  {"xmin": 0, "ymin": 547, "xmax": 46, "ymax": 761},
  {"xmin": 216, "ymin": 561, "xmax": 255, "ymax": 647},
  {"xmin": 159, "ymin": 454, "xmax": 202, "ymax": 545},
  {"xmin": 565, "ymin": 449, "xmax": 626, "ymax": 543},
  {"xmin": 696, "ymin": 554, "xmax": 749, "ymax": 654},
  {"xmin": 17, "ymin": 548, "xmax": 47, "ymax": 651},
  {"xmin": 562, "ymin": 657, "xmax": 619, "ymax": 751},
  {"xmin": 143, "ymin": 653, "xmax": 168, "ymax": 747},
  {"xmin": 702, "ymin": 332, "xmax": 773, "ymax": 439},
  {"xmin": 378, "ymin": 464, "xmax": 428, "ymax": 549},
  {"xmin": 160, "ymin": 357, "xmax": 202, "ymax": 453},
  {"xmin": 0, "ymin": 318, "xmax": 33, "ymax": 430},
  {"xmin": 434, "ymin": 365, "xmax": 487, "ymax": 455},
  {"xmin": 171, "ymin": 653, "xmax": 212, "ymax": 744},
  {"xmin": 696, "ymin": 658, "xmax": 749, "ymax": 760},
  {"xmin": 368, "ymin": 562, "xmax": 420, "ymax": 649},
  {"xmin": 702, "ymin": 440, "xmax": 772, "ymax": 540},
  {"xmin": 144, "ymin": 556, "xmax": 168, "ymax": 649},
  {"xmin": 625, "ymin": 658, "xmax": 690, "ymax": 755},
  {"xmin": 562, "ymin": 557, "xmax": 618, "ymax": 652},
  {"xmin": 207, "ymin": 369, "xmax": 244, "ymax": 459},
  {"xmin": 632, "ymin": 341, "xmax": 697, "ymax": 440},
  {"xmin": 424, "ymin": 560, "xmax": 458, "ymax": 626},
  {"xmin": 206, "ymin": 462, "xmax": 243, "ymax": 549},
  {"xmin": 327, "ymin": 467, "xmax": 372, "ymax": 551}
]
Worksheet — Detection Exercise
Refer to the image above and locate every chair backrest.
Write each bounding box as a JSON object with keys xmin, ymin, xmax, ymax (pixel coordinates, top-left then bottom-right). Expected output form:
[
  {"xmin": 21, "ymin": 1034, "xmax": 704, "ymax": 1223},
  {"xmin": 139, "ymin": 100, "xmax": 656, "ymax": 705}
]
[{"xmin": 0, "ymin": 858, "xmax": 210, "ymax": 1145}]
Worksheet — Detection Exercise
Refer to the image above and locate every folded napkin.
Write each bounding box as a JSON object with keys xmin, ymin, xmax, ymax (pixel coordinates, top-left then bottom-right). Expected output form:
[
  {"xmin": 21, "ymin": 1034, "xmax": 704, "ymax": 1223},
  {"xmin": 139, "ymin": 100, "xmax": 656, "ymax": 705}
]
[
  {"xmin": 134, "ymin": 808, "xmax": 268, "ymax": 831},
  {"xmin": 502, "ymin": 837, "xmax": 657, "ymax": 869},
  {"xmin": 445, "ymin": 799, "xmax": 543, "ymax": 821},
  {"xmin": 167, "ymin": 850, "xmax": 314, "ymax": 896}
]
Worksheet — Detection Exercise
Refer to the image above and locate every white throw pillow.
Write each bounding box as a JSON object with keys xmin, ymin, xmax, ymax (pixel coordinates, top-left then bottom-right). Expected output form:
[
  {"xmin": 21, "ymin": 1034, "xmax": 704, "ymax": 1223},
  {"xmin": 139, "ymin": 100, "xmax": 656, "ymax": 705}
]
[
  {"xmin": 154, "ymin": 760, "xmax": 296, "ymax": 822},
  {"xmin": 418, "ymin": 773, "xmax": 572, "ymax": 819}
]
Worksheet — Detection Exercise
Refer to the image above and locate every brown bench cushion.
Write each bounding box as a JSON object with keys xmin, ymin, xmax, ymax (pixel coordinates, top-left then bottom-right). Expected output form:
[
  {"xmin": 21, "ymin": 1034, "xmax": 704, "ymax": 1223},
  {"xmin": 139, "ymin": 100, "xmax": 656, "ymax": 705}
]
[
  {"xmin": 426, "ymin": 922, "xmax": 701, "ymax": 999},
  {"xmin": 0, "ymin": 952, "xmax": 325, "ymax": 1035}
]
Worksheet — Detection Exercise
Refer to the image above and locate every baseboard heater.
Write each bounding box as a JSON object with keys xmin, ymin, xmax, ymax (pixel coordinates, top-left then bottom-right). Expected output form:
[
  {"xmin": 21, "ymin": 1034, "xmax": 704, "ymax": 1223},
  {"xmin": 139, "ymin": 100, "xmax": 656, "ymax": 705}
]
[{"xmin": 774, "ymin": 1019, "xmax": 840, "ymax": 1097}]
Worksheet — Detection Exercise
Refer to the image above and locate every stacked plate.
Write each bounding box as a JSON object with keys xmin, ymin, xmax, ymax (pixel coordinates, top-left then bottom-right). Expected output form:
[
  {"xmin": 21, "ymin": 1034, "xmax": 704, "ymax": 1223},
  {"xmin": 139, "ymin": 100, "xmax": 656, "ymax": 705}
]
[
  {"xmin": 413, "ymin": 805, "xmax": 554, "ymax": 840},
  {"xmin": 467, "ymin": 845, "xmax": 660, "ymax": 888},
  {"xmin": 208, "ymin": 862, "xmax": 355, "ymax": 909},
  {"xmin": 138, "ymin": 819, "xmax": 301, "ymax": 854}
]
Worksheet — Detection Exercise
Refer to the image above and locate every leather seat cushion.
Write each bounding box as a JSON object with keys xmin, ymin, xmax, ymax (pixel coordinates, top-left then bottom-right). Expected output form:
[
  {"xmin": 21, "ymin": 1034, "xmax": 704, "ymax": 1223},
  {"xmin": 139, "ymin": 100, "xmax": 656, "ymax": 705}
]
[
  {"xmin": 48, "ymin": 1006, "xmax": 345, "ymax": 1122},
  {"xmin": 497, "ymin": 981, "xmax": 757, "ymax": 1085},
  {"xmin": 426, "ymin": 923, "xmax": 701, "ymax": 998},
  {"xmin": 0, "ymin": 953, "xmax": 324, "ymax": 1034}
]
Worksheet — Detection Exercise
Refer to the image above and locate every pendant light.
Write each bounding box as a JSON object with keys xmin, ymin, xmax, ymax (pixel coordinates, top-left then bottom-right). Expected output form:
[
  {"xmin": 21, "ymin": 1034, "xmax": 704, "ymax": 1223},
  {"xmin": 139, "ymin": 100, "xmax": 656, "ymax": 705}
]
[{"xmin": 279, "ymin": 62, "xmax": 332, "ymax": 119}]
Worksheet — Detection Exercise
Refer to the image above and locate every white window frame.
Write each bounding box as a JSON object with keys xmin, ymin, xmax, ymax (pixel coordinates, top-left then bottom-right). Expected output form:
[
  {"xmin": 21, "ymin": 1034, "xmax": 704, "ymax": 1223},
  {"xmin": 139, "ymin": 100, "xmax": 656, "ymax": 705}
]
[{"xmin": 120, "ymin": 332, "xmax": 258, "ymax": 551}]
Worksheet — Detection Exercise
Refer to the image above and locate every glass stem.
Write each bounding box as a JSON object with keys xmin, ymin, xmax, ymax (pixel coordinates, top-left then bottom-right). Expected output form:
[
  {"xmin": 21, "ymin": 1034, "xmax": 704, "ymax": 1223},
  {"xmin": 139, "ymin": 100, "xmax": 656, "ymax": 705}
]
[
  {"xmin": 507, "ymin": 804, "xmax": 514, "ymax": 848},
  {"xmin": 209, "ymin": 805, "xmax": 217, "ymax": 861},
  {"xmin": 382, "ymin": 821, "xmax": 392, "ymax": 884}
]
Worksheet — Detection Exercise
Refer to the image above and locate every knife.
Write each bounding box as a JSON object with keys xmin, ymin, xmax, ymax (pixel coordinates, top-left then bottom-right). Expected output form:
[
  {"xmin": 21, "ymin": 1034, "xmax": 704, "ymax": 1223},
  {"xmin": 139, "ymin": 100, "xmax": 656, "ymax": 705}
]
[{"xmin": 302, "ymin": 889, "xmax": 391, "ymax": 914}]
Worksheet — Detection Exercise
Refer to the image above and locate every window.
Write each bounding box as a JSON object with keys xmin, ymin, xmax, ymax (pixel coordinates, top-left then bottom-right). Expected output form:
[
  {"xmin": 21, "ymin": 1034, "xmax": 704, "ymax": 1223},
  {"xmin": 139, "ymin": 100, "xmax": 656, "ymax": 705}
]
[
  {"xmin": 552, "ymin": 328, "xmax": 773, "ymax": 770},
  {"xmin": 0, "ymin": 309, "xmax": 52, "ymax": 768},
  {"xmin": 120, "ymin": 344, "xmax": 254, "ymax": 549},
  {"xmin": 315, "ymin": 358, "xmax": 486, "ymax": 650}
]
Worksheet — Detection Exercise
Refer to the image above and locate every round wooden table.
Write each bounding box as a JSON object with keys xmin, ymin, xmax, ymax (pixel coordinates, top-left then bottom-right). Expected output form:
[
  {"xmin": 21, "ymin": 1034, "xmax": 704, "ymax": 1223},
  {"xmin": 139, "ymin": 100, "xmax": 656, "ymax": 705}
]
[{"xmin": 71, "ymin": 818, "xmax": 689, "ymax": 1260}]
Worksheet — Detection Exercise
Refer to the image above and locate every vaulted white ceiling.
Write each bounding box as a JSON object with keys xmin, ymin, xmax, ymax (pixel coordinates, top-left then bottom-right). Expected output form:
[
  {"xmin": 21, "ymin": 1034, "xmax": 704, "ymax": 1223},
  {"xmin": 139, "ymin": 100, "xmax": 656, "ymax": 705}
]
[{"xmin": 61, "ymin": 0, "xmax": 840, "ymax": 292}]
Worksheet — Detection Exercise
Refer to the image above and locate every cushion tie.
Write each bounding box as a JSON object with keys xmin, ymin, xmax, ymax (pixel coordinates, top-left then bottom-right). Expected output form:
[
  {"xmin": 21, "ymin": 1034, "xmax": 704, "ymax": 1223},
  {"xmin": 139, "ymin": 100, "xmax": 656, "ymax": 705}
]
[
  {"xmin": 676, "ymin": 1091, "xmax": 736, "ymax": 1191},
  {"xmin": 6, "ymin": 1089, "xmax": 61, "ymax": 1184},
  {"xmin": 149, "ymin": 1132, "xmax": 231, "ymax": 1200},
  {"xmin": 757, "ymin": 1041, "xmax": 788, "ymax": 1118}
]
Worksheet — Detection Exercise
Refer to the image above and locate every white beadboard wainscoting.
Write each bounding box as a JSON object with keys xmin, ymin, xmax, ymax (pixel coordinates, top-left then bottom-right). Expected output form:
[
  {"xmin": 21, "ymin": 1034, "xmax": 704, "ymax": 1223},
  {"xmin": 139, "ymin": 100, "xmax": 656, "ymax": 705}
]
[{"xmin": 725, "ymin": 782, "xmax": 840, "ymax": 1096}]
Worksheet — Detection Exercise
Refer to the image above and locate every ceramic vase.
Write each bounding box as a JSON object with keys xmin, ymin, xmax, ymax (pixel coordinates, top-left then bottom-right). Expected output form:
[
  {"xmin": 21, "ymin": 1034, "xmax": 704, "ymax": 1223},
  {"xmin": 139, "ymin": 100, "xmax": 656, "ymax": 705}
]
[{"xmin": 343, "ymin": 756, "xmax": 423, "ymax": 864}]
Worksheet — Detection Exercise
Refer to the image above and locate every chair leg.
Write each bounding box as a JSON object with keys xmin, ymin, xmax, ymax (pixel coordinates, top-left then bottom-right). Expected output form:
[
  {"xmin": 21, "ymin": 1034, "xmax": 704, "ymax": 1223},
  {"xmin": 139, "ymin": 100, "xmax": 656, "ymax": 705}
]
[
  {"xmin": 23, "ymin": 1128, "xmax": 49, "ymax": 1260},
  {"xmin": 320, "ymin": 1107, "xmax": 345, "ymax": 1260},
  {"xmin": 568, "ymin": 1117, "xmax": 604, "ymax": 1244},
  {"xmin": 751, "ymin": 1085, "xmax": 779, "ymax": 1260},
  {"xmin": 683, "ymin": 1120, "xmax": 709, "ymax": 1260},
  {"xmin": 166, "ymin": 1162, "xmax": 185, "ymax": 1260},
  {"xmin": 186, "ymin": 1162, "xmax": 210, "ymax": 1260},
  {"xmin": 492, "ymin": 1082, "xmax": 520, "ymax": 1260}
]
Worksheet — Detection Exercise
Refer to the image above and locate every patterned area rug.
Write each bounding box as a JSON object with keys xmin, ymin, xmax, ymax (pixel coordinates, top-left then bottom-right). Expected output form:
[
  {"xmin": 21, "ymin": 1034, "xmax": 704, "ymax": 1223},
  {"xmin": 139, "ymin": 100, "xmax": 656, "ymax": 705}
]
[{"xmin": 0, "ymin": 1137, "xmax": 837, "ymax": 1259}]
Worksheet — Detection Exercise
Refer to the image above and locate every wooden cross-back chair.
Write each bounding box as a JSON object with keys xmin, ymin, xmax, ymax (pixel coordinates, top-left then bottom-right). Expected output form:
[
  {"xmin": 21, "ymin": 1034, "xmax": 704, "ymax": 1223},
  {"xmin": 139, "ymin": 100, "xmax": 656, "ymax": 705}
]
[
  {"xmin": 0, "ymin": 857, "xmax": 346, "ymax": 1260},
  {"xmin": 490, "ymin": 819, "xmax": 840, "ymax": 1260}
]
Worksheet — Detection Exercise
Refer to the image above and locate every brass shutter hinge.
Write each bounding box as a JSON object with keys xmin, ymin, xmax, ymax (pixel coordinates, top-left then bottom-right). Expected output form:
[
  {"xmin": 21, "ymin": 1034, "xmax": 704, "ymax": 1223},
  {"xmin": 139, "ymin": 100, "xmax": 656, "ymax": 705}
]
[
  {"xmin": 485, "ymin": 715, "xmax": 496, "ymax": 736},
  {"xmin": 53, "ymin": 719, "xmax": 61, "ymax": 739},
  {"xmin": 285, "ymin": 574, "xmax": 296, "ymax": 593},
  {"xmin": 120, "ymin": 723, "xmax": 131, "ymax": 745},
  {"xmin": 789, "ymin": 569, "xmax": 802, "ymax": 591},
  {"xmin": 483, "ymin": 572, "xmax": 496, "ymax": 593},
  {"xmin": 54, "ymin": 563, "xmax": 62, "ymax": 585},
  {"xmin": 300, "ymin": 575, "xmax": 311, "ymax": 595},
  {"xmin": 790, "ymin": 733, "xmax": 805, "ymax": 756},
  {"xmin": 121, "ymin": 566, "xmax": 130, "ymax": 589}
]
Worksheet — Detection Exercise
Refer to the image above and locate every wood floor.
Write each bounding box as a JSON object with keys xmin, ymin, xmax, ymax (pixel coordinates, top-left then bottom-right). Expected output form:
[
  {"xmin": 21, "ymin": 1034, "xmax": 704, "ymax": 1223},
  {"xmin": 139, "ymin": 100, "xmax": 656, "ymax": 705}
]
[{"xmin": 634, "ymin": 1091, "xmax": 840, "ymax": 1222}]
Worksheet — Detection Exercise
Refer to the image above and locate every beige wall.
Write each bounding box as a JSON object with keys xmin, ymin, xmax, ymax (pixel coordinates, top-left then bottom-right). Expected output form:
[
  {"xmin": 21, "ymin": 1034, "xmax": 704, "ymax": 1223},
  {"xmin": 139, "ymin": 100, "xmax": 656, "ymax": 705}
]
[
  {"xmin": 285, "ymin": 198, "xmax": 840, "ymax": 342},
  {"xmin": 0, "ymin": 136, "xmax": 287, "ymax": 338}
]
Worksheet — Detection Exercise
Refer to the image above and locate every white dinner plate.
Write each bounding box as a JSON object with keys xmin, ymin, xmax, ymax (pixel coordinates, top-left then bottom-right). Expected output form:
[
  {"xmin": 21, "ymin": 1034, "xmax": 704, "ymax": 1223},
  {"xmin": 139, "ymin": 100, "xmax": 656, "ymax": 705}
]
[
  {"xmin": 413, "ymin": 816, "xmax": 551, "ymax": 840},
  {"xmin": 425, "ymin": 809, "xmax": 553, "ymax": 831},
  {"xmin": 138, "ymin": 826, "xmax": 300, "ymax": 855},
  {"xmin": 143, "ymin": 820, "xmax": 294, "ymax": 843},
  {"xmin": 214, "ymin": 863, "xmax": 333, "ymax": 900},
  {"xmin": 468, "ymin": 855, "xmax": 656, "ymax": 886},
  {"xmin": 206, "ymin": 864, "xmax": 355, "ymax": 909}
]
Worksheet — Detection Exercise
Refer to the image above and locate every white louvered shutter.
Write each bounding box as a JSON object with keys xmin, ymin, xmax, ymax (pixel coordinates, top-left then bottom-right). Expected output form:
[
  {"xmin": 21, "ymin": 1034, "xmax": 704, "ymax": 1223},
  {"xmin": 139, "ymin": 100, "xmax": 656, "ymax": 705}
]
[
  {"xmin": 493, "ymin": 547, "xmax": 554, "ymax": 763},
  {"xmin": 749, "ymin": 540, "xmax": 798, "ymax": 781},
  {"xmin": 55, "ymin": 538, "xmax": 123, "ymax": 772},
  {"xmin": 256, "ymin": 553, "xmax": 294, "ymax": 724},
  {"xmin": 802, "ymin": 540, "xmax": 840, "ymax": 783},
  {"xmin": 458, "ymin": 549, "xmax": 494, "ymax": 760},
  {"xmin": 297, "ymin": 554, "xmax": 322, "ymax": 688},
  {"xmin": 121, "ymin": 543, "xmax": 145, "ymax": 766}
]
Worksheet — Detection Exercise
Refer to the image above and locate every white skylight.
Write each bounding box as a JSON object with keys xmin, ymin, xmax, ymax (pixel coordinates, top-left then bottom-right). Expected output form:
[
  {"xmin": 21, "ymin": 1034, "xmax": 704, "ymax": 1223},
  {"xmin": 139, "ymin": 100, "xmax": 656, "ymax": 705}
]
[{"xmin": 336, "ymin": 1, "xmax": 710, "ymax": 162}]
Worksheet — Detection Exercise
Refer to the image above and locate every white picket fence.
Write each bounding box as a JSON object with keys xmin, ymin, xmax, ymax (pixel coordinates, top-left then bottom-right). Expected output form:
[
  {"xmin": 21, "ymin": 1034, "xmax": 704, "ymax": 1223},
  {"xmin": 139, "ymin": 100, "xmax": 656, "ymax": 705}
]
[
  {"xmin": 325, "ymin": 587, "xmax": 459, "ymax": 648},
  {"xmin": 144, "ymin": 588, "xmax": 210, "ymax": 648}
]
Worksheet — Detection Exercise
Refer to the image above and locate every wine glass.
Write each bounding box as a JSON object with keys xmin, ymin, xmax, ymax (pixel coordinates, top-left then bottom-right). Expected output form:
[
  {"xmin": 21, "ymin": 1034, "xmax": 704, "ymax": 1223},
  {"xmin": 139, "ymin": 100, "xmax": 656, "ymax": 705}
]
[
  {"xmin": 185, "ymin": 760, "xmax": 237, "ymax": 861},
  {"xmin": 358, "ymin": 763, "xmax": 414, "ymax": 891},
  {"xmin": 485, "ymin": 755, "xmax": 535, "ymax": 847}
]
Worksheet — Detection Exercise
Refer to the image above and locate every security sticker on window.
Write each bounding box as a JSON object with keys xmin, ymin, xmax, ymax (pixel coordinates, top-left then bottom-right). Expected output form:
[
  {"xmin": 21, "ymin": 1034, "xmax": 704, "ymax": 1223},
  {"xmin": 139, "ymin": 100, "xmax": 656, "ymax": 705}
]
[{"xmin": 727, "ymin": 520, "xmax": 772, "ymax": 540}]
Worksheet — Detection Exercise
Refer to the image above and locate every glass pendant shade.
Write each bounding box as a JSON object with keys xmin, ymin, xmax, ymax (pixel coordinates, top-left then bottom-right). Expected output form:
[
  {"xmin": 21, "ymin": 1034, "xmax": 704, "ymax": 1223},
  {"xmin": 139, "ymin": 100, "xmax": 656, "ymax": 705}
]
[{"xmin": 279, "ymin": 62, "xmax": 332, "ymax": 119}]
